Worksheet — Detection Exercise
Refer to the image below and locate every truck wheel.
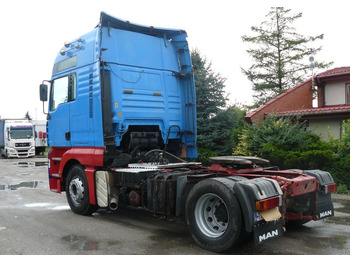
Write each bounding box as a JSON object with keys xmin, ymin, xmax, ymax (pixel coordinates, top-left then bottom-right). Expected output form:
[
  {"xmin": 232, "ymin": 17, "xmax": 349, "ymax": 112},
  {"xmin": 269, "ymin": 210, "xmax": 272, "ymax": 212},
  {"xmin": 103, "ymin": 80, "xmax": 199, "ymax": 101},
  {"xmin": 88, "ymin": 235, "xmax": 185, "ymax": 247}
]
[
  {"xmin": 185, "ymin": 179, "xmax": 242, "ymax": 252},
  {"xmin": 65, "ymin": 165, "xmax": 97, "ymax": 215}
]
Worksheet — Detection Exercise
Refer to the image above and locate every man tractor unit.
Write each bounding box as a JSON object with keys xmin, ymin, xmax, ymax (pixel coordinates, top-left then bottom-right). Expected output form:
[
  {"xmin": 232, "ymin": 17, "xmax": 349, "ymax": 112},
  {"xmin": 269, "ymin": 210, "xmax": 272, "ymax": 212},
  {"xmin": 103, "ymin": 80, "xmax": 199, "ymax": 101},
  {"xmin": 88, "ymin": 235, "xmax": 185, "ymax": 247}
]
[
  {"xmin": 39, "ymin": 12, "xmax": 336, "ymax": 252},
  {"xmin": 0, "ymin": 119, "xmax": 35, "ymax": 158}
]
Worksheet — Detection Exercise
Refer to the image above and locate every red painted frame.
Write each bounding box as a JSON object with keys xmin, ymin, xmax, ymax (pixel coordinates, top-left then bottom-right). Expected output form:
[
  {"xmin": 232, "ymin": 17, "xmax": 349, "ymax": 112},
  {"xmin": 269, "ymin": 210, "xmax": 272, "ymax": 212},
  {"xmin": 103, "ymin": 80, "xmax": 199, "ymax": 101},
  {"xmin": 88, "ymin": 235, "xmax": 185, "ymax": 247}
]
[
  {"xmin": 48, "ymin": 147, "xmax": 104, "ymax": 205},
  {"xmin": 206, "ymin": 164, "xmax": 320, "ymax": 221}
]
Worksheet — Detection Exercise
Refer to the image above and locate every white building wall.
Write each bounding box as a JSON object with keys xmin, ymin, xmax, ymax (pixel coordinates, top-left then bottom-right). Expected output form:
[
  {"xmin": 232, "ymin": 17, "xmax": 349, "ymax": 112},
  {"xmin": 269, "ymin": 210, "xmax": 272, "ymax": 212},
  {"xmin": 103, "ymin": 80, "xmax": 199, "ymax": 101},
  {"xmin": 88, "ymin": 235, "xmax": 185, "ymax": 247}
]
[{"xmin": 308, "ymin": 118, "xmax": 343, "ymax": 140}]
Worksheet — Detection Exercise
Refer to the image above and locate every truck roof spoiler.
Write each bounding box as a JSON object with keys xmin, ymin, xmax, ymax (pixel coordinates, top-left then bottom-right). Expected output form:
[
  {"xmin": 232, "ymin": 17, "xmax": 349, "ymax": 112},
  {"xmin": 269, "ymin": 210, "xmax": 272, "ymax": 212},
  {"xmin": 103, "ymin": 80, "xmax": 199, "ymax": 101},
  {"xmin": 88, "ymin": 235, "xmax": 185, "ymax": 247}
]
[{"xmin": 99, "ymin": 12, "xmax": 187, "ymax": 39}]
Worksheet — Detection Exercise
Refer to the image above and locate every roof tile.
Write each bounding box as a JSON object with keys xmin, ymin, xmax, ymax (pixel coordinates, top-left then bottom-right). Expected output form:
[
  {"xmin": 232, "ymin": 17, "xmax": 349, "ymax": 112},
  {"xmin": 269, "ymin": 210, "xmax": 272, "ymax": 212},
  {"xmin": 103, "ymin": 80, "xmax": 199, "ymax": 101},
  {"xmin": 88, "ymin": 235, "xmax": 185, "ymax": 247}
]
[
  {"xmin": 316, "ymin": 66, "xmax": 350, "ymax": 79},
  {"xmin": 276, "ymin": 105, "xmax": 350, "ymax": 117}
]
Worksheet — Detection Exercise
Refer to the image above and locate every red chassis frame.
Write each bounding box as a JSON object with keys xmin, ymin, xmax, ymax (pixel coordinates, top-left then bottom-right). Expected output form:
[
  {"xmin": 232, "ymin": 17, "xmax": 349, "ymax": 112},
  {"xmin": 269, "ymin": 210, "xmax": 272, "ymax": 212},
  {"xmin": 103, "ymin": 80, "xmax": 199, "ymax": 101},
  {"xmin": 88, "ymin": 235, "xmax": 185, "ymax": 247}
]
[{"xmin": 206, "ymin": 164, "xmax": 328, "ymax": 223}]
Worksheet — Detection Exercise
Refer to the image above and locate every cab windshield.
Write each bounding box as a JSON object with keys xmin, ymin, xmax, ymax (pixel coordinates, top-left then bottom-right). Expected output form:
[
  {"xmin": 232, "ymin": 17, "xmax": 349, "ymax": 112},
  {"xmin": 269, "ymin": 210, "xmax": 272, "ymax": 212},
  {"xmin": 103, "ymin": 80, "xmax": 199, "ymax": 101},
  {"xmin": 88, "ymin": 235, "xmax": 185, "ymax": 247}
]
[{"xmin": 10, "ymin": 127, "xmax": 33, "ymax": 139}]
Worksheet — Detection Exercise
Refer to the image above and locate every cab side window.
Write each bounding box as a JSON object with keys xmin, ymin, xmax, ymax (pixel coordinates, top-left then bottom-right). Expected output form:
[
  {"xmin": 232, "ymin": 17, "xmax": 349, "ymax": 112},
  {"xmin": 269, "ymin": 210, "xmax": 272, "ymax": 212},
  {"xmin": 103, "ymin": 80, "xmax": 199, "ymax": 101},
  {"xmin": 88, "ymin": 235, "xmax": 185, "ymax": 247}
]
[{"xmin": 50, "ymin": 74, "xmax": 76, "ymax": 111}]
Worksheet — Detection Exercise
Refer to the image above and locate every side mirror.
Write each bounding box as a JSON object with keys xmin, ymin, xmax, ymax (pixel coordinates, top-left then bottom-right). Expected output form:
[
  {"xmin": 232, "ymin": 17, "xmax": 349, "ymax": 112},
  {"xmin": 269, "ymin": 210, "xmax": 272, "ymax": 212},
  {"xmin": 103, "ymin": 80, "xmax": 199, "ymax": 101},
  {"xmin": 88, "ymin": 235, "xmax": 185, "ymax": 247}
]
[
  {"xmin": 40, "ymin": 84, "xmax": 48, "ymax": 102},
  {"xmin": 6, "ymin": 129, "xmax": 10, "ymax": 141}
]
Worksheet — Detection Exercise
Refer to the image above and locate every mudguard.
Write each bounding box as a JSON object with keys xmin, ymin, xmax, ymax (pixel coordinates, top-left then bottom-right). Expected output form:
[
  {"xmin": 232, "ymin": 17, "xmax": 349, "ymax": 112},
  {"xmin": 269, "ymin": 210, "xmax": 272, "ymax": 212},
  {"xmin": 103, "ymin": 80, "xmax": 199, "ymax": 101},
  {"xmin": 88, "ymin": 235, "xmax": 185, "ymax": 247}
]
[
  {"xmin": 231, "ymin": 177, "xmax": 283, "ymax": 232},
  {"xmin": 215, "ymin": 177, "xmax": 283, "ymax": 244},
  {"xmin": 229, "ymin": 177, "xmax": 283, "ymax": 233},
  {"xmin": 302, "ymin": 170, "xmax": 334, "ymax": 188},
  {"xmin": 302, "ymin": 170, "xmax": 335, "ymax": 219}
]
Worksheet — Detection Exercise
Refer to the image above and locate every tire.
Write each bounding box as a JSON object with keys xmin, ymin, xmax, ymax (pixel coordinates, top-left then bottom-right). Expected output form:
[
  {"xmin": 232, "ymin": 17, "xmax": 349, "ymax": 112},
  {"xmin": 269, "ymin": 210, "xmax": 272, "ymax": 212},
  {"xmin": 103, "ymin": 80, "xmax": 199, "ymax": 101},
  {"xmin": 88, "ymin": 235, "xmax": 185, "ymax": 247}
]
[
  {"xmin": 65, "ymin": 165, "xmax": 97, "ymax": 215},
  {"xmin": 185, "ymin": 178, "xmax": 242, "ymax": 252}
]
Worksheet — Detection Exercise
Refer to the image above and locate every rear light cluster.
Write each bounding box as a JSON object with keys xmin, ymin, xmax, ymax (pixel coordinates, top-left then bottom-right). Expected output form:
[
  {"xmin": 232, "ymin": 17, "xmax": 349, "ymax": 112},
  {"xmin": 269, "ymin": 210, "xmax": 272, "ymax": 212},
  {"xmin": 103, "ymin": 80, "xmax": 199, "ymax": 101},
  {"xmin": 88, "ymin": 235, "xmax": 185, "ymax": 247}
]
[
  {"xmin": 255, "ymin": 196, "xmax": 282, "ymax": 212},
  {"xmin": 324, "ymin": 183, "xmax": 337, "ymax": 194},
  {"xmin": 39, "ymin": 131, "xmax": 47, "ymax": 138}
]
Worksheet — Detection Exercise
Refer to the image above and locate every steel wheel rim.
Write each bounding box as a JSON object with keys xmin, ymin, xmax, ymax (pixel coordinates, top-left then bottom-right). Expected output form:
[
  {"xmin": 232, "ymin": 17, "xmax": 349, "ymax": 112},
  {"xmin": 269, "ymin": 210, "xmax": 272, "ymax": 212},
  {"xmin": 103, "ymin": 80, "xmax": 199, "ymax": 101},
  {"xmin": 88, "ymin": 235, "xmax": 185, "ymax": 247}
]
[
  {"xmin": 194, "ymin": 193, "xmax": 229, "ymax": 238},
  {"xmin": 69, "ymin": 177, "xmax": 85, "ymax": 206}
]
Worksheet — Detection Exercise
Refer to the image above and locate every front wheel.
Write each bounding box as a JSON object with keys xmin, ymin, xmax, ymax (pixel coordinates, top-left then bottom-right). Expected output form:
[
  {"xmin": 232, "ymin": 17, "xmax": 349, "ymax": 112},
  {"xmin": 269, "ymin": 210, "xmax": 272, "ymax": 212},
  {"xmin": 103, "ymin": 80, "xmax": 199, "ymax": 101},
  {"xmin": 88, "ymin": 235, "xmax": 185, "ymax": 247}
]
[
  {"xmin": 185, "ymin": 178, "xmax": 242, "ymax": 252},
  {"xmin": 65, "ymin": 165, "xmax": 97, "ymax": 215}
]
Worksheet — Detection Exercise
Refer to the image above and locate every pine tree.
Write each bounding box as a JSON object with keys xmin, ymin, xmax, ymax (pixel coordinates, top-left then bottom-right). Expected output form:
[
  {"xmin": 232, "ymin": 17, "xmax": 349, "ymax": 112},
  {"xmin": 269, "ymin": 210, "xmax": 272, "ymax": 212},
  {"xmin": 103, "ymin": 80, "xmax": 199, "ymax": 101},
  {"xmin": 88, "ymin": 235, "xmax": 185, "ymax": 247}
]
[
  {"xmin": 25, "ymin": 111, "xmax": 32, "ymax": 120},
  {"xmin": 242, "ymin": 7, "xmax": 332, "ymax": 108},
  {"xmin": 192, "ymin": 49, "xmax": 227, "ymax": 120},
  {"xmin": 192, "ymin": 49, "xmax": 245, "ymax": 156}
]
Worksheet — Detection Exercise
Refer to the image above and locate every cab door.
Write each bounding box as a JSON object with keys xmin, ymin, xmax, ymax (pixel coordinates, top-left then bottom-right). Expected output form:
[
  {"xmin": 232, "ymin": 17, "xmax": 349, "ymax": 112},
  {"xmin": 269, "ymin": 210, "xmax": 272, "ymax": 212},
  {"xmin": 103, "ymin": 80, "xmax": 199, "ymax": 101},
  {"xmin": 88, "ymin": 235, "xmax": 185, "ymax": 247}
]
[{"xmin": 47, "ymin": 74, "xmax": 76, "ymax": 147}]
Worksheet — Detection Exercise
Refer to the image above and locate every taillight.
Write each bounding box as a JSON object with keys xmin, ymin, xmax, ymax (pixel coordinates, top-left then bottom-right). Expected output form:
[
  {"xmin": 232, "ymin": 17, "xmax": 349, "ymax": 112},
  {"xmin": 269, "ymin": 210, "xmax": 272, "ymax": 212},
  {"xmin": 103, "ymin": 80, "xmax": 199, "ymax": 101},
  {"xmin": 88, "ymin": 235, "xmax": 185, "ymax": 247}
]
[
  {"xmin": 324, "ymin": 183, "xmax": 337, "ymax": 194},
  {"xmin": 255, "ymin": 196, "xmax": 282, "ymax": 212}
]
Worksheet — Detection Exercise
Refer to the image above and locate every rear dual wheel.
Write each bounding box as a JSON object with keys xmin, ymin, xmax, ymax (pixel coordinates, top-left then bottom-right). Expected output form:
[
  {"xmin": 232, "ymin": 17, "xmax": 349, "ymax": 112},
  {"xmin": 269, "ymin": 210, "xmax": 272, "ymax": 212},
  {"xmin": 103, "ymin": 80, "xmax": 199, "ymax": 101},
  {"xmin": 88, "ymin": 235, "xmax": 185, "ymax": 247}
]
[{"xmin": 185, "ymin": 179, "xmax": 242, "ymax": 253}]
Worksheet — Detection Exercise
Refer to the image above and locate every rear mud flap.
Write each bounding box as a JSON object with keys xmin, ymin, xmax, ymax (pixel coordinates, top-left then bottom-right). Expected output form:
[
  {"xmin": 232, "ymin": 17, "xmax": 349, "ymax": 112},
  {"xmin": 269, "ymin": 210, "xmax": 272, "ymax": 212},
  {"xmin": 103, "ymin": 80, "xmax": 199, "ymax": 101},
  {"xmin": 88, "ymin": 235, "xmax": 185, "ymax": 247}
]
[
  {"xmin": 317, "ymin": 193, "xmax": 334, "ymax": 219},
  {"xmin": 253, "ymin": 219, "xmax": 283, "ymax": 245},
  {"xmin": 301, "ymin": 170, "xmax": 335, "ymax": 220}
]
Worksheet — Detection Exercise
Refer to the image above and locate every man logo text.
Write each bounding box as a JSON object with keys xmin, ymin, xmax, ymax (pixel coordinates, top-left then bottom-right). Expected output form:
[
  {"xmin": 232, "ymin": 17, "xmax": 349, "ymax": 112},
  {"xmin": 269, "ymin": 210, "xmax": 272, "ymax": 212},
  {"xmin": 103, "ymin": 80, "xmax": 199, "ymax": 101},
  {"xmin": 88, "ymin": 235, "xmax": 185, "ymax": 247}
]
[
  {"xmin": 259, "ymin": 230, "xmax": 279, "ymax": 242},
  {"xmin": 320, "ymin": 210, "xmax": 332, "ymax": 218}
]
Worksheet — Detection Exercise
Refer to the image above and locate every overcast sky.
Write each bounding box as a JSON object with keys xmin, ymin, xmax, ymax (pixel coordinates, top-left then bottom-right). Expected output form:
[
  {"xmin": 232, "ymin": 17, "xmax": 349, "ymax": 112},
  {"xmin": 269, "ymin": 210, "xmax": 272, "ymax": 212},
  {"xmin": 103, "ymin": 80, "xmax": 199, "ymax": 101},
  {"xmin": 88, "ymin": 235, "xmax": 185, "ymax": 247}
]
[{"xmin": 1, "ymin": 0, "xmax": 349, "ymax": 120}]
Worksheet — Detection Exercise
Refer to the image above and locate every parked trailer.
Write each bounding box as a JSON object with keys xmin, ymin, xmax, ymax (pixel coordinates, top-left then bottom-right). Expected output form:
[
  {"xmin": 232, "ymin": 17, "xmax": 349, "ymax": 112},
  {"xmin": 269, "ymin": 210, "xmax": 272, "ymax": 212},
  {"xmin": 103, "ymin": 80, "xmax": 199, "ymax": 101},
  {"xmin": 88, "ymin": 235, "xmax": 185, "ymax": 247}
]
[
  {"xmin": 32, "ymin": 120, "xmax": 47, "ymax": 155},
  {"xmin": 39, "ymin": 12, "xmax": 336, "ymax": 252}
]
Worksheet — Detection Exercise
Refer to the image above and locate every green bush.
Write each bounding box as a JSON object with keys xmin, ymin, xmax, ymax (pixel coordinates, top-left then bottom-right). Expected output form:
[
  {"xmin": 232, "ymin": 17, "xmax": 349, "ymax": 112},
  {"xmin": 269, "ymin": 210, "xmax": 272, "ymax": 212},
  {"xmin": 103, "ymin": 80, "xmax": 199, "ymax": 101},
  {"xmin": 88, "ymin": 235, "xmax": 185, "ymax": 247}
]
[
  {"xmin": 197, "ymin": 148, "xmax": 218, "ymax": 166},
  {"xmin": 235, "ymin": 114, "xmax": 335, "ymax": 169},
  {"xmin": 282, "ymin": 149, "xmax": 335, "ymax": 170},
  {"xmin": 236, "ymin": 115, "xmax": 313, "ymax": 153},
  {"xmin": 328, "ymin": 119, "xmax": 350, "ymax": 189},
  {"xmin": 336, "ymin": 184, "xmax": 350, "ymax": 195},
  {"xmin": 234, "ymin": 115, "xmax": 350, "ymax": 189},
  {"xmin": 231, "ymin": 115, "xmax": 350, "ymax": 190}
]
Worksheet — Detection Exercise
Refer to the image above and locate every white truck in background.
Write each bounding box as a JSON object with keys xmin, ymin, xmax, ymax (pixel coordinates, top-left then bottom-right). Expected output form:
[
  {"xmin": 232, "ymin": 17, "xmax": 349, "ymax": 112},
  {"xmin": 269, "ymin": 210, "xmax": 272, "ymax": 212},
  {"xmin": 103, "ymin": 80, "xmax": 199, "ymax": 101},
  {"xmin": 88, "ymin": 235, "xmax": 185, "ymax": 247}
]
[
  {"xmin": 32, "ymin": 120, "xmax": 47, "ymax": 155},
  {"xmin": 0, "ymin": 119, "xmax": 35, "ymax": 158}
]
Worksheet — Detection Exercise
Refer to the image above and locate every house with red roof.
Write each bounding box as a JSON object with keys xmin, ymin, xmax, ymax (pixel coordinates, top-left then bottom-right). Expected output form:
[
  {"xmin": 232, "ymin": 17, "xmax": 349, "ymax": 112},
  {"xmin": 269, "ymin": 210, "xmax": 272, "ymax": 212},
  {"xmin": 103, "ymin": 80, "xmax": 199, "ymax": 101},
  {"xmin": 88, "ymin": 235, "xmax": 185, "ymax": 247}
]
[{"xmin": 245, "ymin": 66, "xmax": 350, "ymax": 140}]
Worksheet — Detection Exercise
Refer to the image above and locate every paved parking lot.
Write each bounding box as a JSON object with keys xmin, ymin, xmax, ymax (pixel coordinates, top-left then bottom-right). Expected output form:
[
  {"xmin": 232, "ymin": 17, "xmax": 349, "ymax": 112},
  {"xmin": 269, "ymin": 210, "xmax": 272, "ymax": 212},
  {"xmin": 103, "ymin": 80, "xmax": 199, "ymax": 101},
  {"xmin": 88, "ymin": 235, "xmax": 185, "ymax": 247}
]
[{"xmin": 1, "ymin": 157, "xmax": 350, "ymax": 255}]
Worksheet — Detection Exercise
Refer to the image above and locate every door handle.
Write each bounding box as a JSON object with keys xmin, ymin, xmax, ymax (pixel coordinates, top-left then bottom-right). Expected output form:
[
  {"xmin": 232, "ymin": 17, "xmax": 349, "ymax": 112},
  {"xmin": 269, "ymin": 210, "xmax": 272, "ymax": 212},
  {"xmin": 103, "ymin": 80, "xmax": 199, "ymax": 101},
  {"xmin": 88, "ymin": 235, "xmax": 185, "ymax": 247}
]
[{"xmin": 65, "ymin": 132, "xmax": 71, "ymax": 141}]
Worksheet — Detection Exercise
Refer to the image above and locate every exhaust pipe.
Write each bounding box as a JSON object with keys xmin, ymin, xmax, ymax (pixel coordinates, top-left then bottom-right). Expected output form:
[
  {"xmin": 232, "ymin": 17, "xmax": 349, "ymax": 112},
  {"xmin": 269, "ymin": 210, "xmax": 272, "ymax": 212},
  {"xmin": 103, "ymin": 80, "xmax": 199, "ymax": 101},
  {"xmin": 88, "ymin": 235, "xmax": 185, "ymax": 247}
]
[{"xmin": 109, "ymin": 196, "xmax": 119, "ymax": 210}]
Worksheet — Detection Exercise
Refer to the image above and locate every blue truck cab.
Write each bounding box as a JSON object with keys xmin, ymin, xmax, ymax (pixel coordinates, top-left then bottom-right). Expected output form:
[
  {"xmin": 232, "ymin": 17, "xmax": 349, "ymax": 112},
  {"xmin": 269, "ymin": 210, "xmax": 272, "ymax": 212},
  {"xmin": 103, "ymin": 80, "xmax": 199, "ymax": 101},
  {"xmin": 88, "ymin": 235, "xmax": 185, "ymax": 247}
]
[{"xmin": 43, "ymin": 12, "xmax": 197, "ymax": 164}]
